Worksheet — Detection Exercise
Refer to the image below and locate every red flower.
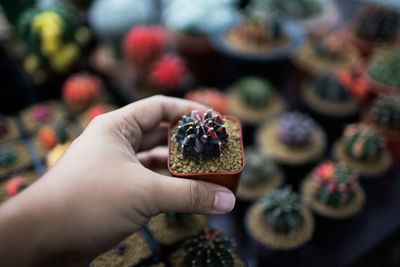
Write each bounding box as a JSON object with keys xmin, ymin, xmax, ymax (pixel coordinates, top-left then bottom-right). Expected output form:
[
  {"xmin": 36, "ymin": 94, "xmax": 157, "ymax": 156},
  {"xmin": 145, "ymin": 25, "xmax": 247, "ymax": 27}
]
[
  {"xmin": 123, "ymin": 25, "xmax": 167, "ymax": 67},
  {"xmin": 149, "ymin": 54, "xmax": 187, "ymax": 90}
]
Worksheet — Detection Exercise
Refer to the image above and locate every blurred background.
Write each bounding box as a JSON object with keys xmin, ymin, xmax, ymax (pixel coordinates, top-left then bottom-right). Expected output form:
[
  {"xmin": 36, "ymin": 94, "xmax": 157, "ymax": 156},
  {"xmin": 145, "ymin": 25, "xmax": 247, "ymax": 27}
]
[{"xmin": 0, "ymin": 0, "xmax": 400, "ymax": 266}]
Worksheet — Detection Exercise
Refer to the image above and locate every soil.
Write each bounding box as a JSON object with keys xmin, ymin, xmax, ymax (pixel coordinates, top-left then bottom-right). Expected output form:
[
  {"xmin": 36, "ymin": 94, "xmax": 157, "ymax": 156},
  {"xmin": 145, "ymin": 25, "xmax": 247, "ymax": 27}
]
[
  {"xmin": 169, "ymin": 118, "xmax": 243, "ymax": 174},
  {"xmin": 225, "ymin": 31, "xmax": 290, "ymax": 53}
]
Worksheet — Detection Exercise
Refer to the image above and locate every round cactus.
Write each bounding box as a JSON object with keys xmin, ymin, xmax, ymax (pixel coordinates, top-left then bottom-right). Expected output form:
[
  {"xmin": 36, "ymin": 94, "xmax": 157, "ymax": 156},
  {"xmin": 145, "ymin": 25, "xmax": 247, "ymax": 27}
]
[
  {"xmin": 367, "ymin": 47, "xmax": 400, "ymax": 88},
  {"xmin": 38, "ymin": 124, "xmax": 68, "ymax": 150},
  {"xmin": 164, "ymin": 213, "xmax": 192, "ymax": 227},
  {"xmin": 0, "ymin": 116, "xmax": 8, "ymax": 137},
  {"xmin": 278, "ymin": 112, "xmax": 315, "ymax": 147},
  {"xmin": 6, "ymin": 177, "xmax": 29, "ymax": 196},
  {"xmin": 89, "ymin": 0, "xmax": 156, "ymax": 56},
  {"xmin": 241, "ymin": 150, "xmax": 278, "ymax": 187},
  {"xmin": 62, "ymin": 72, "xmax": 103, "ymax": 109},
  {"xmin": 123, "ymin": 25, "xmax": 167, "ymax": 68},
  {"xmin": 235, "ymin": 77, "xmax": 274, "ymax": 107},
  {"xmin": 313, "ymin": 161, "xmax": 359, "ymax": 208},
  {"xmin": 17, "ymin": 6, "xmax": 86, "ymax": 73},
  {"xmin": 0, "ymin": 147, "xmax": 18, "ymax": 167},
  {"xmin": 312, "ymin": 72, "xmax": 351, "ymax": 101},
  {"xmin": 185, "ymin": 89, "xmax": 231, "ymax": 115},
  {"xmin": 369, "ymin": 95, "xmax": 400, "ymax": 131},
  {"xmin": 86, "ymin": 104, "xmax": 111, "ymax": 122},
  {"xmin": 261, "ymin": 186, "xmax": 304, "ymax": 234},
  {"xmin": 313, "ymin": 34, "xmax": 345, "ymax": 59},
  {"xmin": 355, "ymin": 4, "xmax": 400, "ymax": 42},
  {"xmin": 32, "ymin": 104, "xmax": 52, "ymax": 122},
  {"xmin": 343, "ymin": 123, "xmax": 384, "ymax": 162},
  {"xmin": 149, "ymin": 54, "xmax": 187, "ymax": 90},
  {"xmin": 182, "ymin": 229, "xmax": 235, "ymax": 267},
  {"xmin": 174, "ymin": 110, "xmax": 229, "ymax": 161}
]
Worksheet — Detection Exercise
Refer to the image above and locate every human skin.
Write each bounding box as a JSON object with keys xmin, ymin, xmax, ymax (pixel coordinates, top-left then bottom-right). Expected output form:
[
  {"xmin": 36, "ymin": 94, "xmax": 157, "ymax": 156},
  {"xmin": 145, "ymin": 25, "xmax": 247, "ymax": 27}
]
[{"xmin": 0, "ymin": 96, "xmax": 235, "ymax": 267}]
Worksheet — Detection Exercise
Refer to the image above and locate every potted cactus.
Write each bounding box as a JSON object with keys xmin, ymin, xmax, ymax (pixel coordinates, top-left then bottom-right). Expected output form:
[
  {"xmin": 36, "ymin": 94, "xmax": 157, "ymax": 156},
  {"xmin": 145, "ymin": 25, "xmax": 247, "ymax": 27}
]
[
  {"xmin": 185, "ymin": 88, "xmax": 231, "ymax": 115},
  {"xmin": 301, "ymin": 161, "xmax": 365, "ymax": 219},
  {"xmin": 168, "ymin": 228, "xmax": 247, "ymax": 267},
  {"xmin": 246, "ymin": 186, "xmax": 314, "ymax": 255},
  {"xmin": 0, "ymin": 171, "xmax": 38, "ymax": 204},
  {"xmin": 0, "ymin": 142, "xmax": 32, "ymax": 177},
  {"xmin": 237, "ymin": 148, "xmax": 284, "ymax": 202},
  {"xmin": 91, "ymin": 231, "xmax": 153, "ymax": 267},
  {"xmin": 168, "ymin": 110, "xmax": 244, "ymax": 194},
  {"xmin": 147, "ymin": 213, "xmax": 208, "ymax": 247},
  {"xmin": 366, "ymin": 94, "xmax": 400, "ymax": 164},
  {"xmin": 0, "ymin": 115, "xmax": 19, "ymax": 143},
  {"xmin": 334, "ymin": 123, "xmax": 391, "ymax": 177},
  {"xmin": 365, "ymin": 46, "xmax": 400, "ymax": 94},
  {"xmin": 347, "ymin": 4, "xmax": 400, "ymax": 56}
]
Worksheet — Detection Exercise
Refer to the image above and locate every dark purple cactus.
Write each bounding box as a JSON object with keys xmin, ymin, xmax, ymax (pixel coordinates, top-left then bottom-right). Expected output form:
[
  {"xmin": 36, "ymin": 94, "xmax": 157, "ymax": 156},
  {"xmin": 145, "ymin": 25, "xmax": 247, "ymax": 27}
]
[
  {"xmin": 174, "ymin": 110, "xmax": 229, "ymax": 161},
  {"xmin": 278, "ymin": 112, "xmax": 315, "ymax": 147}
]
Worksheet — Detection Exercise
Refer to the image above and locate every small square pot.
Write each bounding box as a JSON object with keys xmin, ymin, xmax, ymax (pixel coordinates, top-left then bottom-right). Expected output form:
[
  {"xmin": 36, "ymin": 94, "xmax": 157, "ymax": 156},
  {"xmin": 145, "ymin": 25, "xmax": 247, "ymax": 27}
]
[{"xmin": 168, "ymin": 115, "xmax": 245, "ymax": 194}]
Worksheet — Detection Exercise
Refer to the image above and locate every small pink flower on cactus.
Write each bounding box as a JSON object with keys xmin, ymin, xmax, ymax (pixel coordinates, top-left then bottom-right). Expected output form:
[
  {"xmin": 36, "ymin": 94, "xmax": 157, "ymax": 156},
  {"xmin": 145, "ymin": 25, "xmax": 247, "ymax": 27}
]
[
  {"xmin": 315, "ymin": 161, "xmax": 335, "ymax": 184},
  {"xmin": 32, "ymin": 104, "xmax": 52, "ymax": 122},
  {"xmin": 123, "ymin": 26, "xmax": 167, "ymax": 67},
  {"xmin": 149, "ymin": 54, "xmax": 187, "ymax": 90}
]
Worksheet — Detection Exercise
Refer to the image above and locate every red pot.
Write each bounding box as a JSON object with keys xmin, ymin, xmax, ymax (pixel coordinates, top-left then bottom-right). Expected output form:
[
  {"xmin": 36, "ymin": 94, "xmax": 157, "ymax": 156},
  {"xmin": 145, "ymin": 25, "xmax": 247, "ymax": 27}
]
[{"xmin": 167, "ymin": 115, "xmax": 245, "ymax": 194}]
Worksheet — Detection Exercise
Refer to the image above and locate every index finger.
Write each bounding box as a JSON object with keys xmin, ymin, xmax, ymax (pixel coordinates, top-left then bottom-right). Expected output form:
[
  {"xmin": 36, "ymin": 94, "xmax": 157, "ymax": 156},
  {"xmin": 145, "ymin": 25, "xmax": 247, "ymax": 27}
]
[{"xmin": 111, "ymin": 95, "xmax": 208, "ymax": 151}]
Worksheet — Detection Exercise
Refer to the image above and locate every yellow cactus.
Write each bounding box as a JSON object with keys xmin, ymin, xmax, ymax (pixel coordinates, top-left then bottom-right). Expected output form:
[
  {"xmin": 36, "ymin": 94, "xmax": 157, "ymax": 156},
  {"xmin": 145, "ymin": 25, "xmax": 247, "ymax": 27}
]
[
  {"xmin": 32, "ymin": 12, "xmax": 64, "ymax": 56},
  {"xmin": 49, "ymin": 43, "xmax": 79, "ymax": 73}
]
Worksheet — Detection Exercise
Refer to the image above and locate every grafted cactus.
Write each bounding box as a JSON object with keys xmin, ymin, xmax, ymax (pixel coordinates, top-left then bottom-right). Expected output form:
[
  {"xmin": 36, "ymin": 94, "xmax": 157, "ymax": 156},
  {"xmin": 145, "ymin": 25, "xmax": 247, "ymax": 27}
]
[
  {"xmin": 261, "ymin": 187, "xmax": 304, "ymax": 234},
  {"xmin": 241, "ymin": 150, "xmax": 278, "ymax": 187},
  {"xmin": 367, "ymin": 47, "xmax": 400, "ymax": 88},
  {"xmin": 369, "ymin": 95, "xmax": 400, "ymax": 131},
  {"xmin": 312, "ymin": 72, "xmax": 351, "ymax": 101},
  {"xmin": 174, "ymin": 110, "xmax": 229, "ymax": 161},
  {"xmin": 38, "ymin": 123, "xmax": 68, "ymax": 150},
  {"xmin": 164, "ymin": 213, "xmax": 192, "ymax": 226},
  {"xmin": 0, "ymin": 147, "xmax": 17, "ymax": 167},
  {"xmin": 236, "ymin": 77, "xmax": 274, "ymax": 107},
  {"xmin": 278, "ymin": 112, "xmax": 315, "ymax": 147},
  {"xmin": 182, "ymin": 229, "xmax": 235, "ymax": 267},
  {"xmin": 6, "ymin": 177, "xmax": 29, "ymax": 196},
  {"xmin": 149, "ymin": 54, "xmax": 187, "ymax": 90},
  {"xmin": 313, "ymin": 161, "xmax": 359, "ymax": 208},
  {"xmin": 313, "ymin": 34, "xmax": 345, "ymax": 59},
  {"xmin": 32, "ymin": 104, "xmax": 52, "ymax": 122},
  {"xmin": 344, "ymin": 123, "xmax": 384, "ymax": 162}
]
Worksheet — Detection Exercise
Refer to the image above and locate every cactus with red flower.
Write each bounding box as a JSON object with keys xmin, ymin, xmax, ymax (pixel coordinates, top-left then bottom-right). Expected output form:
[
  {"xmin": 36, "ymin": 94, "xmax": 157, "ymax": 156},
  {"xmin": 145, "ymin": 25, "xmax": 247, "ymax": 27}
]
[
  {"xmin": 37, "ymin": 123, "xmax": 68, "ymax": 150},
  {"xmin": 182, "ymin": 228, "xmax": 235, "ymax": 267},
  {"xmin": 149, "ymin": 54, "xmax": 187, "ymax": 90},
  {"xmin": 174, "ymin": 110, "xmax": 229, "ymax": 161},
  {"xmin": 313, "ymin": 161, "xmax": 359, "ymax": 208},
  {"xmin": 123, "ymin": 25, "xmax": 167, "ymax": 68},
  {"xmin": 6, "ymin": 177, "xmax": 29, "ymax": 196}
]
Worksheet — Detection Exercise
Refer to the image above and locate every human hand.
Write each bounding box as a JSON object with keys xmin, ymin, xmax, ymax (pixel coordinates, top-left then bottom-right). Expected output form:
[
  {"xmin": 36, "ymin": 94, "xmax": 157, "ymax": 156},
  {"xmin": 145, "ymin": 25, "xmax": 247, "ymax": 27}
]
[{"xmin": 0, "ymin": 95, "xmax": 236, "ymax": 267}]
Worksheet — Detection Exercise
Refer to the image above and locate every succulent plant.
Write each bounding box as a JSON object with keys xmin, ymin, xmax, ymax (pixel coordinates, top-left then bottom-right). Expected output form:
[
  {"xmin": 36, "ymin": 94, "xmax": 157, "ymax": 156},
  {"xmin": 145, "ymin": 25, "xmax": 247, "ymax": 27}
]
[
  {"xmin": 123, "ymin": 26, "xmax": 167, "ymax": 68},
  {"xmin": 313, "ymin": 161, "xmax": 359, "ymax": 208},
  {"xmin": 240, "ymin": 149, "xmax": 278, "ymax": 187},
  {"xmin": 182, "ymin": 229, "xmax": 235, "ymax": 267},
  {"xmin": 164, "ymin": 213, "xmax": 192, "ymax": 227},
  {"xmin": 185, "ymin": 88, "xmax": 231, "ymax": 115},
  {"xmin": 336, "ymin": 70, "xmax": 369, "ymax": 100},
  {"xmin": 278, "ymin": 112, "xmax": 315, "ymax": 147},
  {"xmin": 17, "ymin": 6, "xmax": 88, "ymax": 74},
  {"xmin": 149, "ymin": 54, "xmax": 187, "ymax": 90},
  {"xmin": 235, "ymin": 77, "xmax": 274, "ymax": 107},
  {"xmin": 38, "ymin": 123, "xmax": 68, "ymax": 150},
  {"xmin": 62, "ymin": 72, "xmax": 103, "ymax": 109},
  {"xmin": 367, "ymin": 47, "xmax": 400, "ymax": 88},
  {"xmin": 369, "ymin": 95, "xmax": 400, "ymax": 131},
  {"xmin": 261, "ymin": 186, "xmax": 304, "ymax": 234},
  {"xmin": 312, "ymin": 72, "xmax": 351, "ymax": 101},
  {"xmin": 86, "ymin": 104, "xmax": 111, "ymax": 122},
  {"xmin": 0, "ymin": 147, "xmax": 18, "ymax": 167},
  {"xmin": 6, "ymin": 177, "xmax": 29, "ymax": 196},
  {"xmin": 32, "ymin": 104, "xmax": 52, "ymax": 122},
  {"xmin": 0, "ymin": 116, "xmax": 8, "ymax": 137},
  {"xmin": 89, "ymin": 0, "xmax": 156, "ymax": 56},
  {"xmin": 174, "ymin": 110, "xmax": 229, "ymax": 161},
  {"xmin": 355, "ymin": 4, "xmax": 400, "ymax": 43},
  {"xmin": 313, "ymin": 34, "xmax": 345, "ymax": 59},
  {"xmin": 344, "ymin": 123, "xmax": 384, "ymax": 162}
]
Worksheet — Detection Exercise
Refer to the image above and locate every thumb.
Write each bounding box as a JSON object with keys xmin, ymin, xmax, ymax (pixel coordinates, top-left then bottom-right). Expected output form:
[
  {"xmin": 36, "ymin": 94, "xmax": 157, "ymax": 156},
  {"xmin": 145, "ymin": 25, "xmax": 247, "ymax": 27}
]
[{"xmin": 152, "ymin": 174, "xmax": 236, "ymax": 215}]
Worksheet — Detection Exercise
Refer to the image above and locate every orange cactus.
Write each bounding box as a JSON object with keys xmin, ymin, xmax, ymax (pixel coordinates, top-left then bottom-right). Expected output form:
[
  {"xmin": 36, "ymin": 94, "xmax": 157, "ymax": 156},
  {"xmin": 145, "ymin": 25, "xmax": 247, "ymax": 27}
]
[
  {"xmin": 38, "ymin": 125, "xmax": 58, "ymax": 149},
  {"xmin": 87, "ymin": 104, "xmax": 111, "ymax": 122},
  {"xmin": 6, "ymin": 177, "xmax": 28, "ymax": 196}
]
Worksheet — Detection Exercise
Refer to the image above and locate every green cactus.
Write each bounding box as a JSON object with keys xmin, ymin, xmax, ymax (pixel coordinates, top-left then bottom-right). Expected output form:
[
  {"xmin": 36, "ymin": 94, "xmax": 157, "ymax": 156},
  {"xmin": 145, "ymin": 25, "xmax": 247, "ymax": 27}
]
[
  {"xmin": 313, "ymin": 161, "xmax": 358, "ymax": 208},
  {"xmin": 54, "ymin": 123, "xmax": 68, "ymax": 144},
  {"xmin": 245, "ymin": 2, "xmax": 283, "ymax": 40},
  {"xmin": 312, "ymin": 72, "xmax": 351, "ymax": 101},
  {"xmin": 261, "ymin": 187, "xmax": 304, "ymax": 234},
  {"xmin": 163, "ymin": 213, "xmax": 192, "ymax": 227},
  {"xmin": 369, "ymin": 95, "xmax": 400, "ymax": 131},
  {"xmin": 240, "ymin": 149, "xmax": 279, "ymax": 187},
  {"xmin": 367, "ymin": 47, "xmax": 400, "ymax": 88},
  {"xmin": 182, "ymin": 229, "xmax": 235, "ymax": 267},
  {"xmin": 344, "ymin": 123, "xmax": 384, "ymax": 162},
  {"xmin": 236, "ymin": 77, "xmax": 274, "ymax": 107},
  {"xmin": 0, "ymin": 147, "xmax": 18, "ymax": 167}
]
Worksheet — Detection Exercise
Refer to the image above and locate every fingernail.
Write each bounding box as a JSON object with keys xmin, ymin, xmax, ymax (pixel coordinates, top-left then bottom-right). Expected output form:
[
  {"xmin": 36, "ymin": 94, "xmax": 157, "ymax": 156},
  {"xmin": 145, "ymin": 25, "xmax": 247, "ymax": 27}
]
[{"xmin": 214, "ymin": 191, "xmax": 235, "ymax": 213}]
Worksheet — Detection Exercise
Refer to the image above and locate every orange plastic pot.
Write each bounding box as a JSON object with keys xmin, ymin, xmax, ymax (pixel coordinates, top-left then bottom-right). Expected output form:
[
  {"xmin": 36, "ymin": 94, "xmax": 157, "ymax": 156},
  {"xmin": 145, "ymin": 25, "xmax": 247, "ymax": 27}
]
[{"xmin": 167, "ymin": 115, "xmax": 245, "ymax": 194}]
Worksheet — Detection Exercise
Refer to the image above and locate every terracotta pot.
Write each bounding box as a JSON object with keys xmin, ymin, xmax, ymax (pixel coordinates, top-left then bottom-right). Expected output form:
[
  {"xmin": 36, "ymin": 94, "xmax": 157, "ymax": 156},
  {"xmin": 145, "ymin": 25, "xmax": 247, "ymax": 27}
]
[{"xmin": 167, "ymin": 115, "xmax": 245, "ymax": 194}]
